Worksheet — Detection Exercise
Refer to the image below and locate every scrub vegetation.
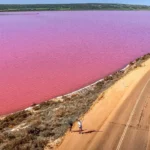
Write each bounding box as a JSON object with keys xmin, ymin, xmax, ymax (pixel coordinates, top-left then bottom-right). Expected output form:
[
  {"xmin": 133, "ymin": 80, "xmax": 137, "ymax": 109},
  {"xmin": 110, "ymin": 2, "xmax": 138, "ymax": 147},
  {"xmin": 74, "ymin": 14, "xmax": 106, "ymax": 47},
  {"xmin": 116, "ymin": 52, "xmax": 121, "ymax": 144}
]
[
  {"xmin": 0, "ymin": 3, "xmax": 150, "ymax": 12},
  {"xmin": 0, "ymin": 54, "xmax": 150, "ymax": 150}
]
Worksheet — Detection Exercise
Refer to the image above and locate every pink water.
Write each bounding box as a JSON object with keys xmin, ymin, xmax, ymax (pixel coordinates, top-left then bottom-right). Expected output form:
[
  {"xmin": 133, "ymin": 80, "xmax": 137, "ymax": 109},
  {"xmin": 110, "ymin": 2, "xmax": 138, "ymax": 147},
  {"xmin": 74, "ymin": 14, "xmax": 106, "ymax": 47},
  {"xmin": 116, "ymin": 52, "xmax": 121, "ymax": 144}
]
[{"xmin": 0, "ymin": 11, "xmax": 150, "ymax": 115}]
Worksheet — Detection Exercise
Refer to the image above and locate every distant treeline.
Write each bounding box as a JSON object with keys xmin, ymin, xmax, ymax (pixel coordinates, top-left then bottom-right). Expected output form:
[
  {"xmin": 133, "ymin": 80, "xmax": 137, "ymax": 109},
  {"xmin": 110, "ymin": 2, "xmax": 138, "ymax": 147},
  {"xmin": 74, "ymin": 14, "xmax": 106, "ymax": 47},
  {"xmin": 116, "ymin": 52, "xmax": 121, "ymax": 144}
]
[{"xmin": 0, "ymin": 3, "xmax": 150, "ymax": 12}]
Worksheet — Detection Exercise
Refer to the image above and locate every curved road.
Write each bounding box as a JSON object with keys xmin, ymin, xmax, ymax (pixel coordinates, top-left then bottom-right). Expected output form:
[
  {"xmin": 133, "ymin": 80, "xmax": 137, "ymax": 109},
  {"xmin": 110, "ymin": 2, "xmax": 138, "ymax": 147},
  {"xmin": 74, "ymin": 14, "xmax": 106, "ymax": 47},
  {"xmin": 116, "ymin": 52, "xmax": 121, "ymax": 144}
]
[{"xmin": 57, "ymin": 69, "xmax": 150, "ymax": 150}]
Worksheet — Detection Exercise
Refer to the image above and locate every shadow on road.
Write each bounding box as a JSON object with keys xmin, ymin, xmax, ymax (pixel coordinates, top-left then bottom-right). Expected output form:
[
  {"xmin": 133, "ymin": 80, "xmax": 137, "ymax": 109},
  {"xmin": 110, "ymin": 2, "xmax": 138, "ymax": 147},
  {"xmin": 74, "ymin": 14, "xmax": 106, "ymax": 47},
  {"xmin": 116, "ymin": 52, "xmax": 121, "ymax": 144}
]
[
  {"xmin": 72, "ymin": 129, "xmax": 87, "ymax": 132},
  {"xmin": 71, "ymin": 129, "xmax": 102, "ymax": 134},
  {"xmin": 82, "ymin": 130, "xmax": 102, "ymax": 134}
]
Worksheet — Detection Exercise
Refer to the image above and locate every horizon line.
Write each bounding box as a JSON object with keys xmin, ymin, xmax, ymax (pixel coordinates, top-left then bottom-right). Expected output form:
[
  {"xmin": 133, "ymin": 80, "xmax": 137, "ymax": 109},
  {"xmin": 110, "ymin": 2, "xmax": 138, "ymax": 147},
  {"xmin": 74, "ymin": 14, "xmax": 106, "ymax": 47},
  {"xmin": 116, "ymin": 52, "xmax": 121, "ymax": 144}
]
[{"xmin": 0, "ymin": 3, "xmax": 149, "ymax": 6}]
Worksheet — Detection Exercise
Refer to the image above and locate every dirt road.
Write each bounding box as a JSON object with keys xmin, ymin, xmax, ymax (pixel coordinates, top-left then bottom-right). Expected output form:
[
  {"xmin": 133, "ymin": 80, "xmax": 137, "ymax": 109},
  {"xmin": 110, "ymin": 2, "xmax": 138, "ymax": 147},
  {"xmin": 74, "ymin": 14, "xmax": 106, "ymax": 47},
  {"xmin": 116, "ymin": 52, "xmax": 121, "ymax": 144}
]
[{"xmin": 57, "ymin": 59, "xmax": 150, "ymax": 150}]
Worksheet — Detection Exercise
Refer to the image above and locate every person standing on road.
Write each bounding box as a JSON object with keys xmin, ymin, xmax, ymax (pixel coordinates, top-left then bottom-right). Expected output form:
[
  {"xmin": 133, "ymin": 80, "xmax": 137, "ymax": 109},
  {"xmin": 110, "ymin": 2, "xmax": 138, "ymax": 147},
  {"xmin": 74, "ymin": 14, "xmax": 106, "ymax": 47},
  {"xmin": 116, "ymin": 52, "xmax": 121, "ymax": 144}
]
[
  {"xmin": 77, "ymin": 119, "xmax": 83, "ymax": 134},
  {"xmin": 68, "ymin": 120, "xmax": 73, "ymax": 132}
]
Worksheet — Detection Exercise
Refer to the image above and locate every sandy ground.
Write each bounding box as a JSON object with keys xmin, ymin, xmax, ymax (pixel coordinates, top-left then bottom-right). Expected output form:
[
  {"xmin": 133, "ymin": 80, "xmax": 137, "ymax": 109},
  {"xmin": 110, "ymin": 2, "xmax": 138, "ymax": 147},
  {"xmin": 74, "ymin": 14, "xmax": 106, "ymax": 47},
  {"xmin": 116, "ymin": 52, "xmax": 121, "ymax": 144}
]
[{"xmin": 56, "ymin": 59, "xmax": 150, "ymax": 150}]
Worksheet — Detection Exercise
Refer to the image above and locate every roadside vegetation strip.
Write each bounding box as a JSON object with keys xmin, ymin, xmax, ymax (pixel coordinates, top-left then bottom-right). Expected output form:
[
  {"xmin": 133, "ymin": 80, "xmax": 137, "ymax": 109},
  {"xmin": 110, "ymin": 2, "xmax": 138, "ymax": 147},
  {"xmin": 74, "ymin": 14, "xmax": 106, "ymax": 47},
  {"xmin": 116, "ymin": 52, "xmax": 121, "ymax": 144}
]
[{"xmin": 0, "ymin": 53, "xmax": 150, "ymax": 150}]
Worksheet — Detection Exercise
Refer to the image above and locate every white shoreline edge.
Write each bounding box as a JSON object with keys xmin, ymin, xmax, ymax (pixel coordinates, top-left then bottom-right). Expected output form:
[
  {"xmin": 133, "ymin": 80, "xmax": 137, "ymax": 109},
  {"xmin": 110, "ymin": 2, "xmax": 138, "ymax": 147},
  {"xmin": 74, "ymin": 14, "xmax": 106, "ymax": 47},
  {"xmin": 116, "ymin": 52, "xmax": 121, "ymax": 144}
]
[{"xmin": 17, "ymin": 64, "xmax": 129, "ymax": 114}]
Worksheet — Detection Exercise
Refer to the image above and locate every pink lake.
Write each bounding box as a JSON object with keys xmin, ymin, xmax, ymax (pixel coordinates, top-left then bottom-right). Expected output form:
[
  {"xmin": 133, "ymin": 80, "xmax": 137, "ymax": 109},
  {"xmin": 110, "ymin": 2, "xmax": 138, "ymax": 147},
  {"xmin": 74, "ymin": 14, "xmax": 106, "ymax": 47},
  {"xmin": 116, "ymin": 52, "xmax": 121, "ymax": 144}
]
[{"xmin": 0, "ymin": 11, "xmax": 150, "ymax": 115}]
